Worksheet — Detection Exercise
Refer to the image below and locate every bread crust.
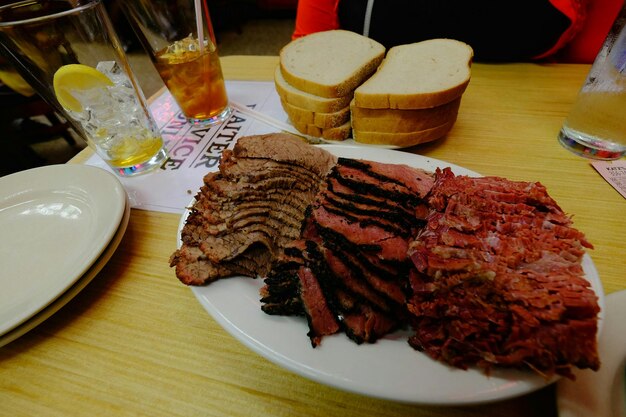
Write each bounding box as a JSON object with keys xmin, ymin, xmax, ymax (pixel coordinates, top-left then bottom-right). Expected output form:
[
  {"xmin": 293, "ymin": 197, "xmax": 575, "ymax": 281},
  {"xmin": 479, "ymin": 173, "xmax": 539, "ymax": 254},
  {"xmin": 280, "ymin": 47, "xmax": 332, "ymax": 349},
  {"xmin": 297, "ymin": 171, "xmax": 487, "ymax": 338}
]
[
  {"xmin": 291, "ymin": 119, "xmax": 352, "ymax": 141},
  {"xmin": 354, "ymin": 83, "xmax": 469, "ymax": 109},
  {"xmin": 274, "ymin": 66, "xmax": 353, "ymax": 113},
  {"xmin": 282, "ymin": 99, "xmax": 350, "ymax": 129},
  {"xmin": 353, "ymin": 120, "xmax": 455, "ymax": 147},
  {"xmin": 350, "ymin": 98, "xmax": 461, "ymax": 133}
]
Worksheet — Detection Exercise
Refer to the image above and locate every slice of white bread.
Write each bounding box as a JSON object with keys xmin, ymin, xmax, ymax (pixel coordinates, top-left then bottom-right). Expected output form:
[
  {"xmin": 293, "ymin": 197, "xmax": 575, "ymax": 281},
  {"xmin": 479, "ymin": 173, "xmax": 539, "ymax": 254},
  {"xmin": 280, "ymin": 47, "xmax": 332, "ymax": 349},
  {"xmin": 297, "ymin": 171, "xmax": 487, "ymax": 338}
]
[
  {"xmin": 291, "ymin": 119, "xmax": 351, "ymax": 141},
  {"xmin": 350, "ymin": 97, "xmax": 461, "ymax": 133},
  {"xmin": 281, "ymin": 99, "xmax": 350, "ymax": 129},
  {"xmin": 280, "ymin": 30, "xmax": 385, "ymax": 98},
  {"xmin": 274, "ymin": 66, "xmax": 353, "ymax": 113},
  {"xmin": 353, "ymin": 120, "xmax": 456, "ymax": 148},
  {"xmin": 354, "ymin": 39, "xmax": 473, "ymax": 109}
]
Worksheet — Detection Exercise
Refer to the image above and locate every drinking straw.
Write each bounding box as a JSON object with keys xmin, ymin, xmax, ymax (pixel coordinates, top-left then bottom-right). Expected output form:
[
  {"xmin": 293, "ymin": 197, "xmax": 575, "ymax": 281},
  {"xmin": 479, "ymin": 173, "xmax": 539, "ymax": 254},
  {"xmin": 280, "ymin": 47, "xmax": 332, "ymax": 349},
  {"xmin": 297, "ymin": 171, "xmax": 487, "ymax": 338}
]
[
  {"xmin": 229, "ymin": 101, "xmax": 323, "ymax": 145},
  {"xmin": 194, "ymin": 0, "xmax": 204, "ymax": 53}
]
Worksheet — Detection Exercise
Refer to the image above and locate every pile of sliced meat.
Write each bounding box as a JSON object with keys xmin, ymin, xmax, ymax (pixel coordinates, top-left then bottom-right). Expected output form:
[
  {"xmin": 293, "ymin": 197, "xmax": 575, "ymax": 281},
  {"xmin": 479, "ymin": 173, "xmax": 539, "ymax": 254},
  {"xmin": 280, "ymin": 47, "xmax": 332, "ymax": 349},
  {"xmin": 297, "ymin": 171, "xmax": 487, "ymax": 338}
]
[
  {"xmin": 170, "ymin": 133, "xmax": 337, "ymax": 285},
  {"xmin": 170, "ymin": 133, "xmax": 600, "ymax": 378},
  {"xmin": 407, "ymin": 168, "xmax": 599, "ymax": 377},
  {"xmin": 261, "ymin": 157, "xmax": 434, "ymax": 346}
]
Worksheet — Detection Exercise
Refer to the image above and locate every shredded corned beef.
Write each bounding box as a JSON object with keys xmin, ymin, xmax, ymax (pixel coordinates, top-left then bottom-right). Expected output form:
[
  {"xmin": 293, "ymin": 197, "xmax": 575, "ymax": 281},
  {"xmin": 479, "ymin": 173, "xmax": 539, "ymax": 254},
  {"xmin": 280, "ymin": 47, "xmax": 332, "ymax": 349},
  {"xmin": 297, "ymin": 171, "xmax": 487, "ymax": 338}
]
[{"xmin": 406, "ymin": 168, "xmax": 599, "ymax": 378}]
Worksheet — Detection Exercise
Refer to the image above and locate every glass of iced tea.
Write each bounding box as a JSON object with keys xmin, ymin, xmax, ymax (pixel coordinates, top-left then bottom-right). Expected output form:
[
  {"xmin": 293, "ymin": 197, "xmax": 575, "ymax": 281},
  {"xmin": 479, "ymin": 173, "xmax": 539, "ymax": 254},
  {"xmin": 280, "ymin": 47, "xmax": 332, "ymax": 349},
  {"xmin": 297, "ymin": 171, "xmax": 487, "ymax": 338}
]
[{"xmin": 122, "ymin": 0, "xmax": 231, "ymax": 126}]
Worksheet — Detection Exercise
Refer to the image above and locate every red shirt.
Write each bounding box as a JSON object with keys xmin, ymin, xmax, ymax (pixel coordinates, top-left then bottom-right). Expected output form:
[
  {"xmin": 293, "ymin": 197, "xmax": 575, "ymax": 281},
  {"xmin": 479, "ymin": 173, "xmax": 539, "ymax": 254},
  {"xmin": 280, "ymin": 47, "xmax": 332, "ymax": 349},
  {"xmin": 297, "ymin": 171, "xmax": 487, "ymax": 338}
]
[{"xmin": 293, "ymin": 0, "xmax": 624, "ymax": 63}]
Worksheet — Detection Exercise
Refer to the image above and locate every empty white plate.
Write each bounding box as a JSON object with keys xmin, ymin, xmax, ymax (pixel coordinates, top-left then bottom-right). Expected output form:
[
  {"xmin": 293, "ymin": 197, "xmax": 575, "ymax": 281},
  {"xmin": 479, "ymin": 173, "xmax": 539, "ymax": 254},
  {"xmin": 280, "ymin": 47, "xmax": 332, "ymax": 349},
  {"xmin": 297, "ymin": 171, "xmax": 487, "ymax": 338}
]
[
  {"xmin": 0, "ymin": 164, "xmax": 126, "ymax": 335},
  {"xmin": 0, "ymin": 194, "xmax": 130, "ymax": 347}
]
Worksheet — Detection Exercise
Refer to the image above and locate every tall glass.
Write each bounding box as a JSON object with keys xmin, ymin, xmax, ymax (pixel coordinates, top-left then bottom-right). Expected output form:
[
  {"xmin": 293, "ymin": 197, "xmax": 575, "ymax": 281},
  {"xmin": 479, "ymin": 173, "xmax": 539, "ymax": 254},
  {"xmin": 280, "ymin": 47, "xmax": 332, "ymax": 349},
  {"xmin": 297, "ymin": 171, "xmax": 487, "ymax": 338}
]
[
  {"xmin": 0, "ymin": 0, "xmax": 167, "ymax": 177},
  {"xmin": 121, "ymin": 0, "xmax": 231, "ymax": 126},
  {"xmin": 557, "ymin": 2, "xmax": 626, "ymax": 160}
]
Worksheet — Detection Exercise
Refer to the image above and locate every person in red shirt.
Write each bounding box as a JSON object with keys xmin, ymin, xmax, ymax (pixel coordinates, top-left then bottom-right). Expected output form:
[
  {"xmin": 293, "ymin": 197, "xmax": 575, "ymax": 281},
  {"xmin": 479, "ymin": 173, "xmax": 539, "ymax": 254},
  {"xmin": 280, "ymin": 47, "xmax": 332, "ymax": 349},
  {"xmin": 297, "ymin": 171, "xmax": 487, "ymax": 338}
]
[
  {"xmin": 292, "ymin": 0, "xmax": 623, "ymax": 63},
  {"xmin": 555, "ymin": 0, "xmax": 623, "ymax": 62}
]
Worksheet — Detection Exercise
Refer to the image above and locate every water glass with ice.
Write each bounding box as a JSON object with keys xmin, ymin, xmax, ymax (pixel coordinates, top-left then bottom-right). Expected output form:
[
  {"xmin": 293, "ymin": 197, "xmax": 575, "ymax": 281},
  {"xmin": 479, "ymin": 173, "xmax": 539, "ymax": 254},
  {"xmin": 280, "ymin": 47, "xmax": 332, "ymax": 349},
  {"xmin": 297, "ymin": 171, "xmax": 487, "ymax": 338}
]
[
  {"xmin": 0, "ymin": 0, "xmax": 168, "ymax": 177},
  {"xmin": 557, "ymin": 2, "xmax": 626, "ymax": 160}
]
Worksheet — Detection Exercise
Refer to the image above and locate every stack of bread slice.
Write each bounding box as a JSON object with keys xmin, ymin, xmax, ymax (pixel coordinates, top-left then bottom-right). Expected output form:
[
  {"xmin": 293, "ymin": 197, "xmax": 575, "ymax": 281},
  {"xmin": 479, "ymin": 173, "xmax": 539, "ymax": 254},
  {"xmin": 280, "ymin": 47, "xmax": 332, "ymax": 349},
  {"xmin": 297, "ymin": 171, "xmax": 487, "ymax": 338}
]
[
  {"xmin": 351, "ymin": 39, "xmax": 474, "ymax": 147},
  {"xmin": 275, "ymin": 30, "xmax": 385, "ymax": 141}
]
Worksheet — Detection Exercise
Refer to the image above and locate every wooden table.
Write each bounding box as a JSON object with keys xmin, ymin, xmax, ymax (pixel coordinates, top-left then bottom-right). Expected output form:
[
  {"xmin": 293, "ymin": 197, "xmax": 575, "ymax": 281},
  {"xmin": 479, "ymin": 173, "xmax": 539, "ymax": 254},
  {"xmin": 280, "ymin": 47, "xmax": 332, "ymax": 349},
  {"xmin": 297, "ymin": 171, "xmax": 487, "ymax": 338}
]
[{"xmin": 1, "ymin": 56, "xmax": 624, "ymax": 417}]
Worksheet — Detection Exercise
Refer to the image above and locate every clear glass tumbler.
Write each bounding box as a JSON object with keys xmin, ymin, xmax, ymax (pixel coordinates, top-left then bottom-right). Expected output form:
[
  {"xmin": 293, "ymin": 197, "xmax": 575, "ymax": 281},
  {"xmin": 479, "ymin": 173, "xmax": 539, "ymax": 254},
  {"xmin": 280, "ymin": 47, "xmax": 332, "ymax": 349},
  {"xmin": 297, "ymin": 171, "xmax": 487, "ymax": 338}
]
[
  {"xmin": 557, "ymin": 2, "xmax": 626, "ymax": 160},
  {"xmin": 121, "ymin": 0, "xmax": 231, "ymax": 126},
  {"xmin": 0, "ymin": 0, "xmax": 168, "ymax": 177}
]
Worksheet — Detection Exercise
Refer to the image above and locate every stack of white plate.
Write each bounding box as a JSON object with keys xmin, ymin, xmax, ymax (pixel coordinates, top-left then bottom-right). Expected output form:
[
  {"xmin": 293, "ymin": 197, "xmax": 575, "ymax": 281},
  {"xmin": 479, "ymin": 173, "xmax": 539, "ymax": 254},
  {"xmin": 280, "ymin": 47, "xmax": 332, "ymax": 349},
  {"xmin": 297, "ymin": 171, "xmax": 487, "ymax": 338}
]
[{"xmin": 0, "ymin": 164, "xmax": 129, "ymax": 347}]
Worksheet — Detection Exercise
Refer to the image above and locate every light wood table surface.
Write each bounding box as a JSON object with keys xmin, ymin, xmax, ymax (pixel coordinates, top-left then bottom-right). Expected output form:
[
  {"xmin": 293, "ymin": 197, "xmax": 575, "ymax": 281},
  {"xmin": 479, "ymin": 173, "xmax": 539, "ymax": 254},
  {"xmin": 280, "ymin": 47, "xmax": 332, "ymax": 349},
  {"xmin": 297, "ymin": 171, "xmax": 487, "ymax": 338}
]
[{"xmin": 1, "ymin": 55, "xmax": 624, "ymax": 417}]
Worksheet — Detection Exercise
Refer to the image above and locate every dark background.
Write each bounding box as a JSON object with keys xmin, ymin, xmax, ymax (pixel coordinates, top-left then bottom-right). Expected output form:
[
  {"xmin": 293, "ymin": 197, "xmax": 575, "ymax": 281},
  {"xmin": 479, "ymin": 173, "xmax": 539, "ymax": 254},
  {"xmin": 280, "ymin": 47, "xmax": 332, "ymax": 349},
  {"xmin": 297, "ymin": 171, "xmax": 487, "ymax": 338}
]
[{"xmin": 104, "ymin": 0, "xmax": 297, "ymax": 52}]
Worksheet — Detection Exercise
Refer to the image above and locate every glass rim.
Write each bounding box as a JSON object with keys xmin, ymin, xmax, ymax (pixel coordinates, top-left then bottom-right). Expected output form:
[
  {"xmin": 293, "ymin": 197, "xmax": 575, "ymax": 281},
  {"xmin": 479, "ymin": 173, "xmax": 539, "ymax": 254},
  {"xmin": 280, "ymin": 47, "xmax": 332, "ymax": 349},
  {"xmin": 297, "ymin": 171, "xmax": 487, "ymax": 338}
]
[{"xmin": 0, "ymin": 0, "xmax": 101, "ymax": 27}]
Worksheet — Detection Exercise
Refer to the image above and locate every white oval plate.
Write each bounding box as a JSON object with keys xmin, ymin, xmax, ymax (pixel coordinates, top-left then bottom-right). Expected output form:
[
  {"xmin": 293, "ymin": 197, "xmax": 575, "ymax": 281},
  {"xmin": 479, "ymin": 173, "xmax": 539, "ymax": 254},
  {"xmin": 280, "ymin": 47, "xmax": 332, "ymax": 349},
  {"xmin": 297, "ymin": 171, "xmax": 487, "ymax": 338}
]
[
  {"xmin": 0, "ymin": 164, "xmax": 126, "ymax": 335},
  {"xmin": 182, "ymin": 145, "xmax": 605, "ymax": 405},
  {"xmin": 0, "ymin": 195, "xmax": 130, "ymax": 347}
]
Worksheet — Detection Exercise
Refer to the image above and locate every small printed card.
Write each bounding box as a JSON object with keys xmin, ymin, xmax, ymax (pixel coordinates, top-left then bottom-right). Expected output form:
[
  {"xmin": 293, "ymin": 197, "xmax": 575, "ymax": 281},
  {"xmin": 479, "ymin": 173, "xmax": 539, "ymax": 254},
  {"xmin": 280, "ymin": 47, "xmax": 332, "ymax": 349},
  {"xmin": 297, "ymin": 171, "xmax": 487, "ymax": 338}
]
[{"xmin": 591, "ymin": 160, "xmax": 626, "ymax": 199}]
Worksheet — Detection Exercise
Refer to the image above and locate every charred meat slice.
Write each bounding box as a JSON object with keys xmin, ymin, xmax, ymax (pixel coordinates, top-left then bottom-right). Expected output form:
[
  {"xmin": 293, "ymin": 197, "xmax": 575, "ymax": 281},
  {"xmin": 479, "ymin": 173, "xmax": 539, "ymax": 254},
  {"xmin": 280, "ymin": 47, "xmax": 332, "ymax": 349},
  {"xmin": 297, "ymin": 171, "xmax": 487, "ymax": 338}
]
[
  {"xmin": 260, "ymin": 242, "xmax": 307, "ymax": 316},
  {"xmin": 262, "ymin": 158, "xmax": 435, "ymax": 346}
]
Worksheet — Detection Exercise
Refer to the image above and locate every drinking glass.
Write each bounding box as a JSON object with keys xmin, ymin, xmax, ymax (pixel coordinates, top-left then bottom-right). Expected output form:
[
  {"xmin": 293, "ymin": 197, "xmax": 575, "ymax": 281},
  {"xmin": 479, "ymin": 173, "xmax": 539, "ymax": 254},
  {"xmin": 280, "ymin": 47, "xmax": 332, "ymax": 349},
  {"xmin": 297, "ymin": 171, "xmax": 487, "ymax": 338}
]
[
  {"xmin": 0, "ymin": 0, "xmax": 168, "ymax": 177},
  {"xmin": 557, "ymin": 2, "xmax": 626, "ymax": 160},
  {"xmin": 121, "ymin": 0, "xmax": 231, "ymax": 126}
]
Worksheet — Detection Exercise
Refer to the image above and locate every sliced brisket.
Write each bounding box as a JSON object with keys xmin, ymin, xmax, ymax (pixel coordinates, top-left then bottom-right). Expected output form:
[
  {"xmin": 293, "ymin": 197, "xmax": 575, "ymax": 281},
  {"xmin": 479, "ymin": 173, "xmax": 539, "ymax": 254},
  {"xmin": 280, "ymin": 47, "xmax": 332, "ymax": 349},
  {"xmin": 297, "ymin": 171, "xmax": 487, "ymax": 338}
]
[{"xmin": 170, "ymin": 133, "xmax": 337, "ymax": 285}]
